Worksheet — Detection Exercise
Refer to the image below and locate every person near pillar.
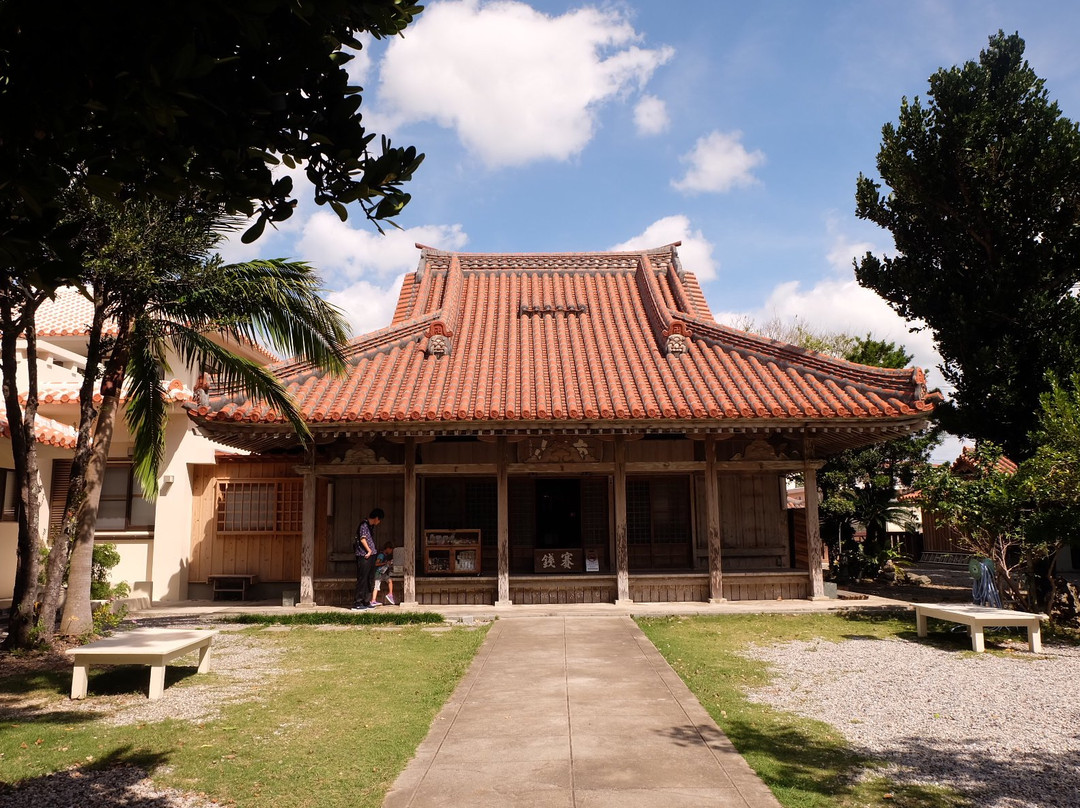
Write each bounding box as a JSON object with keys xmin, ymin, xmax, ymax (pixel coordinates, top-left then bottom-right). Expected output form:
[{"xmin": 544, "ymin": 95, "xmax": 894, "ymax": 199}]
[
  {"xmin": 351, "ymin": 508, "xmax": 383, "ymax": 610},
  {"xmin": 371, "ymin": 542, "xmax": 396, "ymax": 605}
]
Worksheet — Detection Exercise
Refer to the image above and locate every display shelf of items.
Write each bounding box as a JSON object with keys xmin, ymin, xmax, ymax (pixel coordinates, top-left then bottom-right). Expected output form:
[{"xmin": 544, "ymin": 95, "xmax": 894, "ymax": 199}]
[{"xmin": 423, "ymin": 529, "xmax": 482, "ymax": 574}]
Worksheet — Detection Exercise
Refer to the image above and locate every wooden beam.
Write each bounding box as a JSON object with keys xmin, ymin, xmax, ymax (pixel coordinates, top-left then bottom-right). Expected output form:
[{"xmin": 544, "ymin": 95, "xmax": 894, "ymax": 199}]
[
  {"xmin": 715, "ymin": 460, "xmax": 825, "ymax": 472},
  {"xmin": 309, "ymin": 465, "xmax": 405, "ymax": 476},
  {"xmin": 496, "ymin": 437, "xmax": 511, "ymax": 606},
  {"xmin": 402, "ymin": 438, "xmax": 418, "ymax": 607},
  {"xmin": 625, "ymin": 461, "xmax": 705, "ymax": 473},
  {"xmin": 300, "ymin": 471, "xmax": 316, "ymax": 606},
  {"xmin": 415, "ymin": 463, "xmax": 498, "ymax": 475},
  {"xmin": 614, "ymin": 436, "xmax": 631, "ymax": 604},
  {"xmin": 705, "ymin": 435, "xmax": 725, "ymax": 603},
  {"xmin": 803, "ymin": 462, "xmax": 826, "ymax": 599},
  {"xmin": 506, "ymin": 462, "xmax": 614, "ymax": 474}
]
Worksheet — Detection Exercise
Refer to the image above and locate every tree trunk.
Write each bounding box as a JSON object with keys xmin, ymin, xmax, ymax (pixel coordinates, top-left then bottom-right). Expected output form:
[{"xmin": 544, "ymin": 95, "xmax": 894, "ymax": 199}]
[
  {"xmin": 37, "ymin": 298, "xmax": 106, "ymax": 639},
  {"xmin": 58, "ymin": 328, "xmax": 129, "ymax": 637},
  {"xmin": 0, "ymin": 295, "xmax": 47, "ymax": 650}
]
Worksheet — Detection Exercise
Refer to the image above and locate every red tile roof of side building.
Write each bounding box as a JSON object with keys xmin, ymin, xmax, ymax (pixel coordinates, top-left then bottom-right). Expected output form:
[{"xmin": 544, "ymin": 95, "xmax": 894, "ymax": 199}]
[
  {"xmin": 952, "ymin": 446, "xmax": 1018, "ymax": 475},
  {"xmin": 34, "ymin": 287, "xmax": 280, "ymax": 364},
  {"xmin": 21, "ymin": 378, "xmax": 199, "ymax": 407},
  {"xmin": 0, "ymin": 411, "xmax": 78, "ymax": 449},
  {"xmin": 189, "ymin": 244, "xmax": 939, "ymax": 440}
]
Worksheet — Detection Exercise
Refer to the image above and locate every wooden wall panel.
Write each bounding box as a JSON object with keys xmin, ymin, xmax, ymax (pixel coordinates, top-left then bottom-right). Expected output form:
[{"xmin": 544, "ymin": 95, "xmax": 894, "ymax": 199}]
[
  {"xmin": 626, "ymin": 439, "xmax": 693, "ymax": 463},
  {"xmin": 719, "ymin": 473, "xmax": 789, "ymax": 568},
  {"xmin": 189, "ymin": 461, "xmax": 302, "ymax": 583}
]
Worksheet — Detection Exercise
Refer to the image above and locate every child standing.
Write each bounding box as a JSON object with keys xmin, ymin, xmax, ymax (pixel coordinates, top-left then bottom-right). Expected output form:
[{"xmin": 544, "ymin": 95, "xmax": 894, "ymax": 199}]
[{"xmin": 371, "ymin": 542, "xmax": 396, "ymax": 605}]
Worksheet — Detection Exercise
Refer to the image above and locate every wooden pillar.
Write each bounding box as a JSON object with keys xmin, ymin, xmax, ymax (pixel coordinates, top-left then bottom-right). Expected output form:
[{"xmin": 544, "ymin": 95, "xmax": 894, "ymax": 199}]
[
  {"xmin": 614, "ymin": 435, "xmax": 631, "ymax": 605},
  {"xmin": 705, "ymin": 435, "xmax": 726, "ymax": 603},
  {"xmin": 496, "ymin": 436, "xmax": 511, "ymax": 607},
  {"xmin": 402, "ymin": 437, "xmax": 419, "ymax": 608},
  {"xmin": 803, "ymin": 462, "xmax": 826, "ymax": 599},
  {"xmin": 300, "ymin": 470, "xmax": 316, "ymax": 606}
]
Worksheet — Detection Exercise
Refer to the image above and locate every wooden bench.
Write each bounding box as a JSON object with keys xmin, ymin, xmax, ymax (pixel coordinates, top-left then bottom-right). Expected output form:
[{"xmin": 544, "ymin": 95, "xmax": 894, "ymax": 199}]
[
  {"xmin": 913, "ymin": 603, "xmax": 1046, "ymax": 653},
  {"xmin": 67, "ymin": 628, "xmax": 216, "ymax": 700},
  {"xmin": 207, "ymin": 573, "xmax": 257, "ymax": 600}
]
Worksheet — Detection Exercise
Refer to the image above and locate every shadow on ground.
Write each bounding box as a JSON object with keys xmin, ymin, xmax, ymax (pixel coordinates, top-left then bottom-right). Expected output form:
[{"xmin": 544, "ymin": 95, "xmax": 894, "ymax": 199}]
[{"xmin": 0, "ymin": 747, "xmax": 178, "ymax": 808}]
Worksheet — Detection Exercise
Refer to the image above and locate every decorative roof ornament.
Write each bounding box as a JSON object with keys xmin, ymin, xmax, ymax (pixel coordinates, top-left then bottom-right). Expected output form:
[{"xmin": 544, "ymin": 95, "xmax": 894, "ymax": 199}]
[
  {"xmin": 663, "ymin": 321, "xmax": 692, "ymax": 356},
  {"xmin": 425, "ymin": 321, "xmax": 452, "ymax": 357}
]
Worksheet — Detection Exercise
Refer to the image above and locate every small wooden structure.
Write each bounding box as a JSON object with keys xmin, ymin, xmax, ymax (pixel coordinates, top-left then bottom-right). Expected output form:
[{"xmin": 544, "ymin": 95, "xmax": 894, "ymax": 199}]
[
  {"xmin": 187, "ymin": 245, "xmax": 936, "ymax": 606},
  {"xmin": 207, "ymin": 573, "xmax": 258, "ymax": 601},
  {"xmin": 68, "ymin": 628, "xmax": 215, "ymax": 700}
]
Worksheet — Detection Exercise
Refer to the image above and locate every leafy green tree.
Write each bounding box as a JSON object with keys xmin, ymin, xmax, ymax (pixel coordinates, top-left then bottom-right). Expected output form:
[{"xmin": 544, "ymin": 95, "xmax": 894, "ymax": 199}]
[
  {"xmin": 0, "ymin": 0, "xmax": 424, "ymax": 258},
  {"xmin": 855, "ymin": 31, "xmax": 1080, "ymax": 462},
  {"xmin": 843, "ymin": 335, "xmax": 914, "ymax": 370},
  {"xmin": 815, "ymin": 337, "xmax": 939, "ymax": 574},
  {"xmin": 1017, "ymin": 374, "xmax": 1080, "ymax": 613},
  {"xmin": 1, "ymin": 1, "xmax": 420, "ymax": 649},
  {"xmin": 916, "ymin": 443, "xmax": 1032, "ymax": 608}
]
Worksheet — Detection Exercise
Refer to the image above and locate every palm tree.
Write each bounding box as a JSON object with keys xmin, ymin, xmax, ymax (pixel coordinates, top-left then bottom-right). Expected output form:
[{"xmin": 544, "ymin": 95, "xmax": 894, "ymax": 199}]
[{"xmin": 36, "ymin": 195, "xmax": 349, "ymax": 641}]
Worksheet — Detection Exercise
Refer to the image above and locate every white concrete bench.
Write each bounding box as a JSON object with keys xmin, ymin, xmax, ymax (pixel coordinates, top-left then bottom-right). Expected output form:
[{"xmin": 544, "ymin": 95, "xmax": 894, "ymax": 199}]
[
  {"xmin": 67, "ymin": 628, "xmax": 216, "ymax": 700},
  {"xmin": 913, "ymin": 603, "xmax": 1046, "ymax": 653}
]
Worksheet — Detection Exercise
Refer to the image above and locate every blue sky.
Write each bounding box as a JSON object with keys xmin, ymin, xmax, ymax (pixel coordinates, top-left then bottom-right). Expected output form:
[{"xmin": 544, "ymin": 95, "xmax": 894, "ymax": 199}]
[{"xmin": 220, "ymin": 0, "xmax": 1080, "ymax": 431}]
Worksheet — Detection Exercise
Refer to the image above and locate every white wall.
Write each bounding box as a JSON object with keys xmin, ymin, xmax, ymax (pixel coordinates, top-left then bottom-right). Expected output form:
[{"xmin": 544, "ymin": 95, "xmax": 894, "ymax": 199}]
[{"xmin": 0, "ymin": 442, "xmax": 64, "ymax": 605}]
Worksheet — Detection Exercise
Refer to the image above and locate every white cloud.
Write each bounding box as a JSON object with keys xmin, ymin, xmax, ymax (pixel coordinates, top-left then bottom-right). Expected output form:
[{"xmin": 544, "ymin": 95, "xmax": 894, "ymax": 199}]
[
  {"xmin": 344, "ymin": 35, "xmax": 375, "ymax": 87},
  {"xmin": 672, "ymin": 130, "xmax": 765, "ymax": 194},
  {"xmin": 633, "ymin": 94, "xmax": 669, "ymax": 136},
  {"xmin": 328, "ymin": 275, "xmax": 409, "ymax": 336},
  {"xmin": 826, "ymin": 234, "xmax": 876, "ymax": 274},
  {"xmin": 374, "ymin": 0, "xmax": 673, "ymax": 167},
  {"xmin": 296, "ymin": 212, "xmax": 468, "ymax": 282},
  {"xmin": 610, "ymin": 215, "xmax": 718, "ymax": 281},
  {"xmin": 716, "ymin": 276, "xmax": 945, "ymax": 390}
]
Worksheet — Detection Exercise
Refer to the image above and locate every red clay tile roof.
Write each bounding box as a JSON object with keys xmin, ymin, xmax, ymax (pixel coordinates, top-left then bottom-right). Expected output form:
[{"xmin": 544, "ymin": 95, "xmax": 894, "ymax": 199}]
[
  {"xmin": 0, "ymin": 411, "xmax": 78, "ymax": 449},
  {"xmin": 22, "ymin": 378, "xmax": 199, "ymax": 407},
  {"xmin": 952, "ymin": 446, "xmax": 1018, "ymax": 475},
  {"xmin": 189, "ymin": 244, "xmax": 937, "ymax": 444},
  {"xmin": 34, "ymin": 287, "xmax": 280, "ymax": 363},
  {"xmin": 35, "ymin": 287, "xmax": 117, "ymax": 338}
]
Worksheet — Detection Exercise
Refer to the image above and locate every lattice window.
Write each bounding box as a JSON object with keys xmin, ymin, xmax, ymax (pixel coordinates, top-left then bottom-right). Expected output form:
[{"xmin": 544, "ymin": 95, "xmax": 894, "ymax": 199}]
[
  {"xmin": 626, "ymin": 480, "xmax": 651, "ymax": 545},
  {"xmin": 650, "ymin": 477, "xmax": 691, "ymax": 544},
  {"xmin": 216, "ymin": 480, "xmax": 303, "ymax": 533},
  {"xmin": 581, "ymin": 478, "xmax": 609, "ymax": 544}
]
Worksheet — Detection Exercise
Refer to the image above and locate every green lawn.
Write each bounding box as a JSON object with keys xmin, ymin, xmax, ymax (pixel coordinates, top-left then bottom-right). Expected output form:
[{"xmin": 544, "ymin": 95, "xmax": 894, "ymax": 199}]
[
  {"xmin": 638, "ymin": 612, "xmax": 971, "ymax": 808},
  {"xmin": 0, "ymin": 623, "xmax": 487, "ymax": 808}
]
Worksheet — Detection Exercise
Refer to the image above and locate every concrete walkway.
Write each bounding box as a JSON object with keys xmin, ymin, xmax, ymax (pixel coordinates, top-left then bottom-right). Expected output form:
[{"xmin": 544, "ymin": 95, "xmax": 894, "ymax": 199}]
[{"xmin": 383, "ymin": 616, "xmax": 782, "ymax": 808}]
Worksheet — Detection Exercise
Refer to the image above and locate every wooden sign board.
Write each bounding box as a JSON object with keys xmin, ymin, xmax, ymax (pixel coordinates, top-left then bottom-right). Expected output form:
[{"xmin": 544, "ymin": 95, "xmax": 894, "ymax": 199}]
[{"xmin": 534, "ymin": 549, "xmax": 583, "ymax": 573}]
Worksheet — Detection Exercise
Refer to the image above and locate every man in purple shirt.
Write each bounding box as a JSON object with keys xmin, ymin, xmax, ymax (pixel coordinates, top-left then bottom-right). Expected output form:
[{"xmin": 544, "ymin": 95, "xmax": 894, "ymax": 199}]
[{"xmin": 351, "ymin": 508, "xmax": 384, "ymax": 610}]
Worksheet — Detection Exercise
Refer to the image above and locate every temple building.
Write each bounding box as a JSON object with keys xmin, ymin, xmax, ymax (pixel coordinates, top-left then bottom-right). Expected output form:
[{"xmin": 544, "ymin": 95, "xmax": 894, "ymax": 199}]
[{"xmin": 185, "ymin": 243, "xmax": 937, "ymax": 607}]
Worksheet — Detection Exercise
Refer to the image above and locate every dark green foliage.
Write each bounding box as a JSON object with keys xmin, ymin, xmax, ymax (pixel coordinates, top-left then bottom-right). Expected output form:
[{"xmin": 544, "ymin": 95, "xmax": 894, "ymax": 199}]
[
  {"xmin": 855, "ymin": 32, "xmax": 1080, "ymax": 461},
  {"xmin": 0, "ymin": 0, "xmax": 425, "ymax": 272},
  {"xmin": 221, "ymin": 611, "xmax": 447, "ymax": 626},
  {"xmin": 843, "ymin": 335, "xmax": 912, "ymax": 370},
  {"xmin": 820, "ymin": 328, "xmax": 931, "ymax": 566}
]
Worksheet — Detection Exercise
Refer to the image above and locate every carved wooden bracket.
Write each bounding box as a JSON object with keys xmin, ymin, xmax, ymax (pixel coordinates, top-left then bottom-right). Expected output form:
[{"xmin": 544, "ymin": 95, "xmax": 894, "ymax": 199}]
[{"xmin": 518, "ymin": 436, "xmax": 602, "ymax": 463}]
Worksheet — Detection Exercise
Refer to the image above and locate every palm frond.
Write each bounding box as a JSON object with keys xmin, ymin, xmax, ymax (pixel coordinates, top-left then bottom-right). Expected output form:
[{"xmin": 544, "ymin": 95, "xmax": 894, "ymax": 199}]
[
  {"xmin": 171, "ymin": 259, "xmax": 349, "ymax": 374},
  {"xmin": 124, "ymin": 316, "xmax": 170, "ymax": 496},
  {"xmin": 170, "ymin": 327, "xmax": 311, "ymax": 441}
]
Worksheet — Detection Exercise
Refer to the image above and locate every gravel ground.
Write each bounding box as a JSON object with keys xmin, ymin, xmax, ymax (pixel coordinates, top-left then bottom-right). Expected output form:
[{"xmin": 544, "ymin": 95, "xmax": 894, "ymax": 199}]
[{"xmin": 743, "ymin": 634, "xmax": 1080, "ymax": 807}]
